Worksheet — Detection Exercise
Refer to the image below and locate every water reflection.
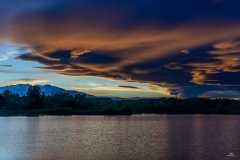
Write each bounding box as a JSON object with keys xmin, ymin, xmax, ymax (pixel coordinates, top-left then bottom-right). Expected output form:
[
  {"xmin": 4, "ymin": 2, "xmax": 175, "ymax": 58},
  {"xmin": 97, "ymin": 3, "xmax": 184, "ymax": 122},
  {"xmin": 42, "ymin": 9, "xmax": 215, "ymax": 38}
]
[
  {"xmin": 0, "ymin": 115, "xmax": 239, "ymax": 160},
  {"xmin": 166, "ymin": 115, "xmax": 240, "ymax": 160}
]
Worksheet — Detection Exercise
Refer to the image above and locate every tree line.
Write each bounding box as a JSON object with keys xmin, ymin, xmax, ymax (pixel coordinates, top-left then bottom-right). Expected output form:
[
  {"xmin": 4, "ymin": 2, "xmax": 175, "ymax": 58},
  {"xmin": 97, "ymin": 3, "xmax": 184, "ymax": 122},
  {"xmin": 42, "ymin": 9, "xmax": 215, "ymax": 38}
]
[{"xmin": 0, "ymin": 86, "xmax": 240, "ymax": 116}]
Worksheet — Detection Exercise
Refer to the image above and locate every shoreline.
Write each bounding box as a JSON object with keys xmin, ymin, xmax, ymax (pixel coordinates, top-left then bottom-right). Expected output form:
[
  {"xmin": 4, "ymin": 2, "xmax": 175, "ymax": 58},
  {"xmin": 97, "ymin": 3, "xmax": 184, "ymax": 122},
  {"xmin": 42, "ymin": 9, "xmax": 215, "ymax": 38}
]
[{"xmin": 2, "ymin": 111, "xmax": 240, "ymax": 117}]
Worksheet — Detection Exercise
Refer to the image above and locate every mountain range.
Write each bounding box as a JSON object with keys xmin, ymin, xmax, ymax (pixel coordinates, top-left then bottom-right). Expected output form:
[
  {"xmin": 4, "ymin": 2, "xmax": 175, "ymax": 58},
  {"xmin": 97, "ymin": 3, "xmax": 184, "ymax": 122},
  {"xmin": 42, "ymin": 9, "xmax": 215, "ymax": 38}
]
[{"xmin": 0, "ymin": 84, "xmax": 91, "ymax": 97}]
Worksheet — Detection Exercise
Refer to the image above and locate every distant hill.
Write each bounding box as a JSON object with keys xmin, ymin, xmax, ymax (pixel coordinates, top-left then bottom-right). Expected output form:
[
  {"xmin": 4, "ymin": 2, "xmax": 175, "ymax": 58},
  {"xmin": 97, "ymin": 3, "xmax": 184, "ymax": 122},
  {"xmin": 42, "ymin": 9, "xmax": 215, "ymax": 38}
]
[{"xmin": 0, "ymin": 84, "xmax": 92, "ymax": 97}]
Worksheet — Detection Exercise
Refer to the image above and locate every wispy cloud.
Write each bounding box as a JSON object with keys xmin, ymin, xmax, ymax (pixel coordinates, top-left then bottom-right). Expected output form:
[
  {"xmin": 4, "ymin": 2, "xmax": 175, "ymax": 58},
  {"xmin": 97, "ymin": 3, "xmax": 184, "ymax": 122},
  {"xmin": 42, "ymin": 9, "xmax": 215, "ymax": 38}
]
[
  {"xmin": 0, "ymin": 64, "xmax": 12, "ymax": 67},
  {"xmin": 0, "ymin": 42, "xmax": 31, "ymax": 61},
  {"xmin": 0, "ymin": 79, "xmax": 49, "ymax": 86},
  {"xmin": 70, "ymin": 82, "xmax": 172, "ymax": 98}
]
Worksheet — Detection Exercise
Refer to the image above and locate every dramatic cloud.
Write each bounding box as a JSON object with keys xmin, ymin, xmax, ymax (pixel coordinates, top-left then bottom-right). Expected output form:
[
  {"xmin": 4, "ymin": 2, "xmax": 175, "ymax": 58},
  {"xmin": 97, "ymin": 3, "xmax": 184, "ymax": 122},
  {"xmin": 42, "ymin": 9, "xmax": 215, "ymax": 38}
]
[
  {"xmin": 165, "ymin": 40, "xmax": 240, "ymax": 86},
  {"xmin": 1, "ymin": 0, "xmax": 240, "ymax": 97}
]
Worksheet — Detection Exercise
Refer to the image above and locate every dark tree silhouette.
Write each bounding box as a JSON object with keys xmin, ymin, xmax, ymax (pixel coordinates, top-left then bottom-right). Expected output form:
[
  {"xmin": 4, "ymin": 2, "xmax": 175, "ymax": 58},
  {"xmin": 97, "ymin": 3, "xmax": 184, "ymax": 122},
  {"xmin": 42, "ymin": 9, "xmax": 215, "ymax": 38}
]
[
  {"xmin": 0, "ymin": 95, "xmax": 5, "ymax": 108},
  {"xmin": 26, "ymin": 86, "xmax": 43, "ymax": 109},
  {"xmin": 3, "ymin": 90, "xmax": 11, "ymax": 98}
]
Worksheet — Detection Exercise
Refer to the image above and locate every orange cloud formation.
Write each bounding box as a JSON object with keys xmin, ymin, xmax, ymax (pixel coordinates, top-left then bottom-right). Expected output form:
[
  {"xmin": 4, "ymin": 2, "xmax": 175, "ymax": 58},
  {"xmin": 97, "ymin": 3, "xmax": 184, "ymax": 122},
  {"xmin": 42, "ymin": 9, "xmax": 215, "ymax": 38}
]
[
  {"xmin": 11, "ymin": 21, "xmax": 240, "ymax": 81},
  {"xmin": 165, "ymin": 40, "xmax": 240, "ymax": 85},
  {"xmin": 1, "ymin": 8, "xmax": 238, "ymax": 91}
]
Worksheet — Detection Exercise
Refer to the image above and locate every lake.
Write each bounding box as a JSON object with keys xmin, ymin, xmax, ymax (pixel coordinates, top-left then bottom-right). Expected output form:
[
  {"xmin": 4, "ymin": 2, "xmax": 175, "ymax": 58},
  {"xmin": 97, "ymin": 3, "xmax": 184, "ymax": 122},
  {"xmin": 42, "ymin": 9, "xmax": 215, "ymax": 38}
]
[{"xmin": 0, "ymin": 115, "xmax": 239, "ymax": 160}]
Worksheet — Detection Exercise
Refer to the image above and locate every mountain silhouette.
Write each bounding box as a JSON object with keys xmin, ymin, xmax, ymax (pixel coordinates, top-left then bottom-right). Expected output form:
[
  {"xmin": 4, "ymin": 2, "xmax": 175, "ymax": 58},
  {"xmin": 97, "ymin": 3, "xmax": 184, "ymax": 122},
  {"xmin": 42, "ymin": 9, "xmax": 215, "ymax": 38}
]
[{"xmin": 0, "ymin": 84, "xmax": 90, "ymax": 96}]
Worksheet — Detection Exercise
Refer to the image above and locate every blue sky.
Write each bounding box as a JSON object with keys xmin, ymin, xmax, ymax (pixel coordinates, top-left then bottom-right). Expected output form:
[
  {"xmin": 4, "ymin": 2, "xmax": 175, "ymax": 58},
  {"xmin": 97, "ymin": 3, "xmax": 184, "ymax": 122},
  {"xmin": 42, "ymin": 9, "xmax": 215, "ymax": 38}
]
[{"xmin": 0, "ymin": 0, "xmax": 240, "ymax": 98}]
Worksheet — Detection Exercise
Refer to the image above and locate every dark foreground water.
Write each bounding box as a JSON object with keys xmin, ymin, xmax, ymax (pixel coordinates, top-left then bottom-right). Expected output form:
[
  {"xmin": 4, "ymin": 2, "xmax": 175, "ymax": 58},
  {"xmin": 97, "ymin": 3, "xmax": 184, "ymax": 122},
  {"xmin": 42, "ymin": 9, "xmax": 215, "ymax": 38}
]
[{"xmin": 0, "ymin": 115, "xmax": 240, "ymax": 160}]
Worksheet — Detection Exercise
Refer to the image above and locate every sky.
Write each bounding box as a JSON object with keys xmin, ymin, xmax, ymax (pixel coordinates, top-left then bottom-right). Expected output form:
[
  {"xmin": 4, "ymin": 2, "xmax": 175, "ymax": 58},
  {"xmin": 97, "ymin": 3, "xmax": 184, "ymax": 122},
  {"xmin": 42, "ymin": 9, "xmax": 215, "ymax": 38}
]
[{"xmin": 0, "ymin": 0, "xmax": 240, "ymax": 98}]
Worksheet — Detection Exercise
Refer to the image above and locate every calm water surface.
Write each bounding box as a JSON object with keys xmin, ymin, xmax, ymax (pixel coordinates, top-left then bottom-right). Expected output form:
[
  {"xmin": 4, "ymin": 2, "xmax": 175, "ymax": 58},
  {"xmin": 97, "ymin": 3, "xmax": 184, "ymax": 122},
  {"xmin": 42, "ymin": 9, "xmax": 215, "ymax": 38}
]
[{"xmin": 0, "ymin": 115, "xmax": 240, "ymax": 160}]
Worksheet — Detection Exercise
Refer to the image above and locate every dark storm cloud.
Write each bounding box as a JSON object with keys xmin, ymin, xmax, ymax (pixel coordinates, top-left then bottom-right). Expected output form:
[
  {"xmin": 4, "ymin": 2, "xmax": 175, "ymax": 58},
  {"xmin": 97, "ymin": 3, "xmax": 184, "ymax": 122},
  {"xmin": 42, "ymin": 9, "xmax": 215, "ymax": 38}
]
[{"xmin": 1, "ymin": 0, "xmax": 240, "ymax": 97}]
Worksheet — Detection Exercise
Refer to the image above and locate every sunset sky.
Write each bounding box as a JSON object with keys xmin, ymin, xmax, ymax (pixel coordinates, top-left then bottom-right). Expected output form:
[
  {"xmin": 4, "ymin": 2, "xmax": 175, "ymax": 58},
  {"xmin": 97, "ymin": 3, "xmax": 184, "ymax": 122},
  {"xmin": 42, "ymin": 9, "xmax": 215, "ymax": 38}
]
[{"xmin": 1, "ymin": 0, "xmax": 240, "ymax": 98}]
